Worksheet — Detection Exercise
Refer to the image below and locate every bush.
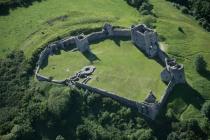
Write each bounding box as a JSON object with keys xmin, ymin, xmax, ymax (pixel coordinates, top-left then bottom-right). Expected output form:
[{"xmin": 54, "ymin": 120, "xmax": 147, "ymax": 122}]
[
  {"xmin": 141, "ymin": 15, "xmax": 157, "ymax": 28},
  {"xmin": 140, "ymin": 10, "xmax": 151, "ymax": 15},
  {"xmin": 126, "ymin": 0, "xmax": 143, "ymax": 8},
  {"xmin": 47, "ymin": 87, "xmax": 70, "ymax": 117},
  {"xmin": 178, "ymin": 26, "xmax": 184, "ymax": 33},
  {"xmin": 180, "ymin": 6, "xmax": 188, "ymax": 14},
  {"xmin": 194, "ymin": 55, "xmax": 207, "ymax": 73},
  {"xmin": 201, "ymin": 101, "xmax": 210, "ymax": 119},
  {"xmin": 139, "ymin": 2, "xmax": 153, "ymax": 12}
]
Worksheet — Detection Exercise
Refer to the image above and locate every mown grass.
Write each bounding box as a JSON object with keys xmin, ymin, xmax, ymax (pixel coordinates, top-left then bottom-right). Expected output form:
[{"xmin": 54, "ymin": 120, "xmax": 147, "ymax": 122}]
[
  {"xmin": 0, "ymin": 0, "xmax": 140, "ymax": 57},
  {"xmin": 149, "ymin": 0, "xmax": 210, "ymax": 120},
  {"xmin": 40, "ymin": 39, "xmax": 167, "ymax": 102}
]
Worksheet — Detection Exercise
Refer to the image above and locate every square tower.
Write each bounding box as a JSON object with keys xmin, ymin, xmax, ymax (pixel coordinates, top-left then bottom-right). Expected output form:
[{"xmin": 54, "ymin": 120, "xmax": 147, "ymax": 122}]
[{"xmin": 131, "ymin": 24, "xmax": 158, "ymax": 57}]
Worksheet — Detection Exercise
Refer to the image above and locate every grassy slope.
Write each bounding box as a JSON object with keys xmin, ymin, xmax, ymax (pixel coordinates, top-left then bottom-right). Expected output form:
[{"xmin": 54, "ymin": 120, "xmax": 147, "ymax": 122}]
[
  {"xmin": 1, "ymin": 0, "xmax": 210, "ymax": 121},
  {"xmin": 0, "ymin": 0, "xmax": 140, "ymax": 57},
  {"xmin": 40, "ymin": 40, "xmax": 167, "ymax": 102},
  {"xmin": 150, "ymin": 0, "xmax": 210, "ymax": 120}
]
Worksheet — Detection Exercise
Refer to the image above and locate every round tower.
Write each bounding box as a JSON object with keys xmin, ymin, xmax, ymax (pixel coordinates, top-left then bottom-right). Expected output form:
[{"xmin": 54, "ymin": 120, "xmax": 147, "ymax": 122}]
[{"xmin": 169, "ymin": 64, "xmax": 185, "ymax": 84}]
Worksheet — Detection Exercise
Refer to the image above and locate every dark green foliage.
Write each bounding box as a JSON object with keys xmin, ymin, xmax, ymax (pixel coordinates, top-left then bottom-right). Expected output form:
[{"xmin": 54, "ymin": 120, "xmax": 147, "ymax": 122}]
[
  {"xmin": 0, "ymin": 0, "xmax": 43, "ymax": 16},
  {"xmin": 0, "ymin": 0, "xmax": 41, "ymax": 7},
  {"xmin": 194, "ymin": 55, "xmax": 207, "ymax": 73},
  {"xmin": 125, "ymin": 0, "xmax": 154, "ymax": 15},
  {"xmin": 0, "ymin": 51, "xmax": 155, "ymax": 140},
  {"xmin": 141, "ymin": 15, "xmax": 157, "ymax": 28},
  {"xmin": 201, "ymin": 101, "xmax": 210, "ymax": 119},
  {"xmin": 180, "ymin": 6, "xmax": 188, "ymax": 14},
  {"xmin": 139, "ymin": 2, "xmax": 153, "ymax": 15},
  {"xmin": 167, "ymin": 119, "xmax": 207, "ymax": 140},
  {"xmin": 0, "ymin": 51, "xmax": 209, "ymax": 140},
  {"xmin": 166, "ymin": 0, "xmax": 210, "ymax": 31},
  {"xmin": 56, "ymin": 135, "xmax": 65, "ymax": 140},
  {"xmin": 126, "ymin": 0, "xmax": 144, "ymax": 8}
]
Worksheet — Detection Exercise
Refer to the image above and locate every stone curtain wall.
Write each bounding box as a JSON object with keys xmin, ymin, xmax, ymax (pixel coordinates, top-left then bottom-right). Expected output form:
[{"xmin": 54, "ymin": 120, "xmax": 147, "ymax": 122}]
[
  {"xmin": 34, "ymin": 23, "xmax": 185, "ymax": 120},
  {"xmin": 75, "ymin": 82, "xmax": 159, "ymax": 120}
]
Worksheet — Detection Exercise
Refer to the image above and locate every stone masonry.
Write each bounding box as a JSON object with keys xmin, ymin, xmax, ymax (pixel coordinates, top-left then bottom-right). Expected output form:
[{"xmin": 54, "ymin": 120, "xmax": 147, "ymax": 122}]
[{"xmin": 35, "ymin": 23, "xmax": 186, "ymax": 120}]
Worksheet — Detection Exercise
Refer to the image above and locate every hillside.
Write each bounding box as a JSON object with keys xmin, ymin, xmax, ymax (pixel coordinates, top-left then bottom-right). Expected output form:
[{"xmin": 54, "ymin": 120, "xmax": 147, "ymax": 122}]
[{"xmin": 0, "ymin": 0, "xmax": 210, "ymax": 139}]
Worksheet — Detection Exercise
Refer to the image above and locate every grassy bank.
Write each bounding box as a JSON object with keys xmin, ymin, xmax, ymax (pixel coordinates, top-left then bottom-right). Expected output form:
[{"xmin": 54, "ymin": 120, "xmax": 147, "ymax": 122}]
[
  {"xmin": 149, "ymin": 0, "xmax": 210, "ymax": 120},
  {"xmin": 0, "ymin": 0, "xmax": 140, "ymax": 57}
]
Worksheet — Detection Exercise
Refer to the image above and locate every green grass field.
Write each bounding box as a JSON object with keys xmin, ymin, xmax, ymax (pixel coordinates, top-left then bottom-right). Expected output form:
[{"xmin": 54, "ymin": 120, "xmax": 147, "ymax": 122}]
[
  {"xmin": 40, "ymin": 39, "xmax": 167, "ymax": 102},
  {"xmin": 0, "ymin": 0, "xmax": 140, "ymax": 57},
  {"xmin": 149, "ymin": 0, "xmax": 210, "ymax": 120},
  {"xmin": 1, "ymin": 0, "xmax": 210, "ymax": 121}
]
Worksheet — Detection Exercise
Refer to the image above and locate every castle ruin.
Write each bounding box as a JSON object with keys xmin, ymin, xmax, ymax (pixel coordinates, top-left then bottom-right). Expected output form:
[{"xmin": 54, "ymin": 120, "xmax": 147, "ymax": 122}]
[{"xmin": 35, "ymin": 23, "xmax": 185, "ymax": 120}]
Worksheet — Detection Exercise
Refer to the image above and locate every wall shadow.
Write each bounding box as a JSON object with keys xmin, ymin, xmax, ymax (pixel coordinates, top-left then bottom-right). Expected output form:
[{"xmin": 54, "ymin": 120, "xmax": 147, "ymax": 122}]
[
  {"xmin": 82, "ymin": 50, "xmax": 100, "ymax": 63},
  {"xmin": 110, "ymin": 36, "xmax": 130, "ymax": 47},
  {"xmin": 90, "ymin": 36, "xmax": 130, "ymax": 47},
  {"xmin": 40, "ymin": 56, "xmax": 48, "ymax": 69},
  {"xmin": 148, "ymin": 83, "xmax": 205, "ymax": 139},
  {"xmin": 169, "ymin": 83, "xmax": 204, "ymax": 110},
  {"xmin": 133, "ymin": 44, "xmax": 167, "ymax": 67}
]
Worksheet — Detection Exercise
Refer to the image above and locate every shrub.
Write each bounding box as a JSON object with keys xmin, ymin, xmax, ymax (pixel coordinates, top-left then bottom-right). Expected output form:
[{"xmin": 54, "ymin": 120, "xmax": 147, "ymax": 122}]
[
  {"xmin": 201, "ymin": 101, "xmax": 210, "ymax": 119},
  {"xmin": 180, "ymin": 6, "xmax": 188, "ymax": 14},
  {"xmin": 126, "ymin": 0, "xmax": 143, "ymax": 8},
  {"xmin": 139, "ymin": 2, "xmax": 153, "ymax": 12},
  {"xmin": 178, "ymin": 26, "xmax": 184, "ymax": 33},
  {"xmin": 194, "ymin": 55, "xmax": 207, "ymax": 73},
  {"xmin": 47, "ymin": 87, "xmax": 70, "ymax": 117},
  {"xmin": 141, "ymin": 15, "xmax": 157, "ymax": 28},
  {"xmin": 140, "ymin": 10, "xmax": 150, "ymax": 15}
]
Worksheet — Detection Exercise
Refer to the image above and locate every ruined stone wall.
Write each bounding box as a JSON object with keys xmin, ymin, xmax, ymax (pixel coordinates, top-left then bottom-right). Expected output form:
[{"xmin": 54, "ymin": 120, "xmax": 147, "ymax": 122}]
[
  {"xmin": 34, "ymin": 23, "xmax": 185, "ymax": 120},
  {"xmin": 113, "ymin": 29, "xmax": 131, "ymax": 37},
  {"xmin": 158, "ymin": 48, "xmax": 168, "ymax": 64},
  {"xmin": 86, "ymin": 31, "xmax": 107, "ymax": 42},
  {"xmin": 75, "ymin": 82, "xmax": 159, "ymax": 120},
  {"xmin": 131, "ymin": 30, "xmax": 146, "ymax": 50},
  {"xmin": 159, "ymin": 80, "xmax": 176, "ymax": 108}
]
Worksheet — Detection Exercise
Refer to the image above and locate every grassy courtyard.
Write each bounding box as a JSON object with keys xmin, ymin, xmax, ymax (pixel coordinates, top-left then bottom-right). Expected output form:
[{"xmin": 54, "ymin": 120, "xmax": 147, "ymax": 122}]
[{"xmin": 40, "ymin": 39, "xmax": 167, "ymax": 102}]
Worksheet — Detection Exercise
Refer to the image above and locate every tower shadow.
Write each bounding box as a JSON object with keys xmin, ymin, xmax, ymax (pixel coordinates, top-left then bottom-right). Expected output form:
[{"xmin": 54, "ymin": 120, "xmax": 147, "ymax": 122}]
[{"xmin": 82, "ymin": 50, "xmax": 100, "ymax": 63}]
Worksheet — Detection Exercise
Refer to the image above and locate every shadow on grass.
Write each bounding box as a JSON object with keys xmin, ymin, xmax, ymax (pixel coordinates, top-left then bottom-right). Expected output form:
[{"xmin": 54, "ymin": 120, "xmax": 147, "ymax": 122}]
[
  {"xmin": 170, "ymin": 83, "xmax": 204, "ymax": 109},
  {"xmin": 148, "ymin": 83, "xmax": 205, "ymax": 139},
  {"xmin": 90, "ymin": 36, "xmax": 130, "ymax": 47},
  {"xmin": 0, "ymin": 0, "xmax": 43, "ymax": 16},
  {"xmin": 82, "ymin": 50, "xmax": 100, "ymax": 63},
  {"xmin": 199, "ymin": 70, "xmax": 210, "ymax": 81},
  {"xmin": 110, "ymin": 36, "xmax": 130, "ymax": 47},
  {"xmin": 133, "ymin": 44, "xmax": 167, "ymax": 67},
  {"xmin": 40, "ymin": 56, "xmax": 48, "ymax": 69}
]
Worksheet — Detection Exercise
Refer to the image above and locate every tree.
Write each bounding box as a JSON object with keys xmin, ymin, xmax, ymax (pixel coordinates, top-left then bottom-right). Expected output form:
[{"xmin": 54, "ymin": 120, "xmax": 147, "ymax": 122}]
[
  {"xmin": 47, "ymin": 87, "xmax": 70, "ymax": 117},
  {"xmin": 201, "ymin": 101, "xmax": 210, "ymax": 119},
  {"xmin": 76, "ymin": 125, "xmax": 92, "ymax": 140},
  {"xmin": 56, "ymin": 135, "xmax": 65, "ymax": 140},
  {"xmin": 167, "ymin": 132, "xmax": 179, "ymax": 140},
  {"xmin": 194, "ymin": 55, "xmax": 207, "ymax": 73},
  {"xmin": 139, "ymin": 2, "xmax": 153, "ymax": 15}
]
